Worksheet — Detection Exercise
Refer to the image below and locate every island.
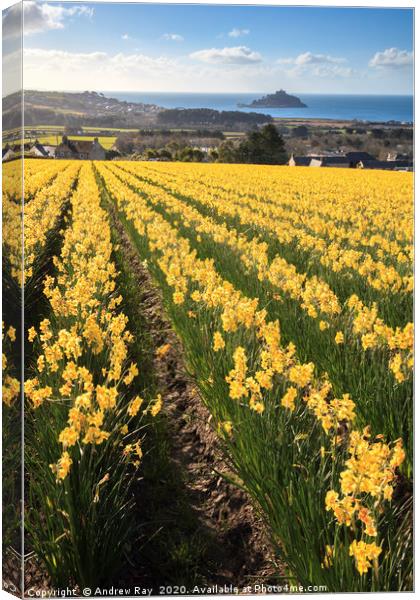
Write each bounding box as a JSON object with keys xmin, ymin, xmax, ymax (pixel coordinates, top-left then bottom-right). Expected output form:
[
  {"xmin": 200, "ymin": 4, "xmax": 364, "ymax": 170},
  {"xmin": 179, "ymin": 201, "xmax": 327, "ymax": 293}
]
[{"xmin": 239, "ymin": 89, "xmax": 307, "ymax": 109}]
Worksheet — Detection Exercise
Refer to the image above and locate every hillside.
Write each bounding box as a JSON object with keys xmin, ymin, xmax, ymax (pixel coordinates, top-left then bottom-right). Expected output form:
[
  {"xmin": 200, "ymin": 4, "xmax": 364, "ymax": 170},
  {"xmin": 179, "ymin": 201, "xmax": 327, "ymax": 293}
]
[
  {"xmin": 3, "ymin": 90, "xmax": 273, "ymax": 132},
  {"xmin": 2, "ymin": 90, "xmax": 161, "ymax": 129}
]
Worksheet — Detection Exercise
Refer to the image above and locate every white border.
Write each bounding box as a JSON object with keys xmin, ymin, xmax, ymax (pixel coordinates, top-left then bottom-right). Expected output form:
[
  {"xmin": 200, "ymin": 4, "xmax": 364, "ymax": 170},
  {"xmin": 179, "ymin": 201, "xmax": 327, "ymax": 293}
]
[{"xmin": 0, "ymin": 2, "xmax": 416, "ymax": 599}]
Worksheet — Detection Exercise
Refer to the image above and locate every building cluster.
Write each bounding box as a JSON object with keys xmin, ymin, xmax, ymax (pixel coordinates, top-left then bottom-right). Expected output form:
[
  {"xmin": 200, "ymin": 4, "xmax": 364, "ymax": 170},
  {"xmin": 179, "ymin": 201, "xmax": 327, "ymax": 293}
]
[
  {"xmin": 2, "ymin": 136, "xmax": 106, "ymax": 162},
  {"xmin": 288, "ymin": 151, "xmax": 413, "ymax": 171},
  {"xmin": 2, "ymin": 139, "xmax": 413, "ymax": 171}
]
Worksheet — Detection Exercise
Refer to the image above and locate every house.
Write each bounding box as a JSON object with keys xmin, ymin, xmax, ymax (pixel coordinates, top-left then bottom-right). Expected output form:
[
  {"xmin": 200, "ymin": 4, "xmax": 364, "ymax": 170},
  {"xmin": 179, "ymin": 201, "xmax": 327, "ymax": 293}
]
[
  {"xmin": 288, "ymin": 151, "xmax": 383, "ymax": 169},
  {"xmin": 386, "ymin": 152, "xmax": 410, "ymax": 162},
  {"xmin": 319, "ymin": 156, "xmax": 350, "ymax": 168},
  {"xmin": 309, "ymin": 158, "xmax": 323, "ymax": 167},
  {"xmin": 43, "ymin": 145, "xmax": 56, "ymax": 158},
  {"xmin": 360, "ymin": 159, "xmax": 413, "ymax": 172},
  {"xmin": 288, "ymin": 149, "xmax": 413, "ymax": 170},
  {"xmin": 392, "ymin": 160, "xmax": 413, "ymax": 171},
  {"xmin": 345, "ymin": 152, "xmax": 375, "ymax": 167},
  {"xmin": 29, "ymin": 140, "xmax": 52, "ymax": 158},
  {"xmin": 2, "ymin": 145, "xmax": 16, "ymax": 162},
  {"xmin": 288, "ymin": 154, "xmax": 315, "ymax": 166},
  {"xmin": 4, "ymin": 142, "xmax": 30, "ymax": 156},
  {"xmin": 55, "ymin": 136, "xmax": 106, "ymax": 160}
]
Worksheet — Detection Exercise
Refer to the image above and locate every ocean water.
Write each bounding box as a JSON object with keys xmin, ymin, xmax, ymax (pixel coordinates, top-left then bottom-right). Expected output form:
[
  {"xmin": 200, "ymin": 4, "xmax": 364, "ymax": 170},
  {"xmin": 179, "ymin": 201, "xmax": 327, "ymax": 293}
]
[{"xmin": 104, "ymin": 91, "xmax": 413, "ymax": 123}]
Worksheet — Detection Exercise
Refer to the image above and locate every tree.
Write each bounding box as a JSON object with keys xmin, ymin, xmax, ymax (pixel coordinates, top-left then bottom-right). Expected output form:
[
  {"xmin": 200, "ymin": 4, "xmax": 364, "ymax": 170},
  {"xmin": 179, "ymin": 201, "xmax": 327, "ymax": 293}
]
[
  {"xmin": 145, "ymin": 148, "xmax": 158, "ymax": 159},
  {"xmin": 159, "ymin": 148, "xmax": 172, "ymax": 160},
  {"xmin": 105, "ymin": 149, "xmax": 121, "ymax": 161},
  {"xmin": 192, "ymin": 148, "xmax": 205, "ymax": 162},
  {"xmin": 217, "ymin": 141, "xmax": 237, "ymax": 163},
  {"xmin": 238, "ymin": 124, "xmax": 288, "ymax": 165},
  {"xmin": 177, "ymin": 146, "xmax": 194, "ymax": 161},
  {"xmin": 116, "ymin": 134, "xmax": 134, "ymax": 154},
  {"xmin": 291, "ymin": 125, "xmax": 309, "ymax": 138},
  {"xmin": 371, "ymin": 128, "xmax": 385, "ymax": 139},
  {"xmin": 209, "ymin": 149, "xmax": 219, "ymax": 162}
]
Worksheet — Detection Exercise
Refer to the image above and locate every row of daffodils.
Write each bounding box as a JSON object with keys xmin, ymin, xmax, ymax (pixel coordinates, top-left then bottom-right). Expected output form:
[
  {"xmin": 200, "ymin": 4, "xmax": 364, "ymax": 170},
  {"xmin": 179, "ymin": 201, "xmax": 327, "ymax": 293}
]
[
  {"xmin": 22, "ymin": 163, "xmax": 161, "ymax": 587},
  {"xmin": 136, "ymin": 162, "xmax": 413, "ymax": 294},
  {"xmin": 113, "ymin": 162, "xmax": 412, "ymax": 379},
  {"xmin": 96, "ymin": 160, "xmax": 412, "ymax": 591},
  {"xmin": 3, "ymin": 159, "xmax": 81, "ymax": 282},
  {"xmin": 105, "ymin": 161, "xmax": 413, "ymax": 473}
]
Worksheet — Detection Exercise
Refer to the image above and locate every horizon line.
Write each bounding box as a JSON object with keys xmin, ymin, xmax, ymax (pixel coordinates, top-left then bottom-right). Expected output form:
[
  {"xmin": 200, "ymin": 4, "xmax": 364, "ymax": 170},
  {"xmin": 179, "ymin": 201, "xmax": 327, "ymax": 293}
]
[{"xmin": 14, "ymin": 89, "xmax": 415, "ymax": 98}]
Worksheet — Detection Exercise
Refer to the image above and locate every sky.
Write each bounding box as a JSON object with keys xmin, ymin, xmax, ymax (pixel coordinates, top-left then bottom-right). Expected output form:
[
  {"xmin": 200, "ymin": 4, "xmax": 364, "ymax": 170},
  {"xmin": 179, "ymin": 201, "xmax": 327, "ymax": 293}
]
[{"xmin": 2, "ymin": 2, "xmax": 414, "ymax": 96}]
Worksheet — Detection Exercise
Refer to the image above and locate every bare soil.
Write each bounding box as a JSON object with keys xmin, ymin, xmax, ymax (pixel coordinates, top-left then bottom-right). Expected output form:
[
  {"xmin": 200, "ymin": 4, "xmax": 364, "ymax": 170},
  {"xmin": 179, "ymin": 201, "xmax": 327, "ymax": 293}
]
[{"xmin": 111, "ymin": 208, "xmax": 282, "ymax": 593}]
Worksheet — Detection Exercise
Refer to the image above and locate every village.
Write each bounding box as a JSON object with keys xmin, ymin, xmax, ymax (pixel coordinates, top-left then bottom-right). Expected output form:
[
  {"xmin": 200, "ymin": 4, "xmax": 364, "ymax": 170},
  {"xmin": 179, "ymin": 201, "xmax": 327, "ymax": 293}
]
[
  {"xmin": 288, "ymin": 150, "xmax": 413, "ymax": 170},
  {"xmin": 2, "ymin": 136, "xmax": 413, "ymax": 171},
  {"xmin": 2, "ymin": 135, "xmax": 107, "ymax": 162},
  {"xmin": 2, "ymin": 111, "xmax": 414, "ymax": 173}
]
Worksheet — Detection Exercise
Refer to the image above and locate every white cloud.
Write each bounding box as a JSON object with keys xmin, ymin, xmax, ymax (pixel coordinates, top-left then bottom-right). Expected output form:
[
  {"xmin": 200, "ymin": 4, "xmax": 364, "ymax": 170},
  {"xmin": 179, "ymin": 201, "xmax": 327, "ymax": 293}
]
[
  {"xmin": 162, "ymin": 33, "xmax": 184, "ymax": 42},
  {"xmin": 22, "ymin": 46, "xmax": 268, "ymax": 92},
  {"xmin": 228, "ymin": 28, "xmax": 250, "ymax": 38},
  {"xmin": 369, "ymin": 47, "xmax": 413, "ymax": 69},
  {"xmin": 2, "ymin": 1, "xmax": 93, "ymax": 38},
  {"xmin": 190, "ymin": 46, "xmax": 262, "ymax": 65},
  {"xmin": 23, "ymin": 48, "xmax": 108, "ymax": 82},
  {"xmin": 278, "ymin": 51, "xmax": 346, "ymax": 66},
  {"xmin": 19, "ymin": 44, "xmax": 410, "ymax": 95},
  {"xmin": 121, "ymin": 33, "xmax": 131, "ymax": 41},
  {"xmin": 22, "ymin": 47, "xmax": 179, "ymax": 91},
  {"xmin": 24, "ymin": 48, "xmax": 174, "ymax": 72},
  {"xmin": 311, "ymin": 64, "xmax": 354, "ymax": 78},
  {"xmin": 277, "ymin": 51, "xmax": 353, "ymax": 78},
  {"xmin": 109, "ymin": 52, "xmax": 177, "ymax": 72}
]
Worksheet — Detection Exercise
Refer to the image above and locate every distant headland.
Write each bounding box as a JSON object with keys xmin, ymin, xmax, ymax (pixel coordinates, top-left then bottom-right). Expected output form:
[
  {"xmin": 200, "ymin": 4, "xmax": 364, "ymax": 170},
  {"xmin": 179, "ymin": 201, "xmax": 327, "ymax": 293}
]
[{"xmin": 238, "ymin": 89, "xmax": 307, "ymax": 109}]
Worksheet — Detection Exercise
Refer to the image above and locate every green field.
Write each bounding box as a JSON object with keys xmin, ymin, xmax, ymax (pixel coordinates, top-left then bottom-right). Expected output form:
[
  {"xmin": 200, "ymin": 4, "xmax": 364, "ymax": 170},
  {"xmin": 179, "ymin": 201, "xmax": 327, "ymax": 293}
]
[
  {"xmin": 3, "ymin": 135, "xmax": 117, "ymax": 150},
  {"xmin": 36, "ymin": 135, "xmax": 117, "ymax": 149}
]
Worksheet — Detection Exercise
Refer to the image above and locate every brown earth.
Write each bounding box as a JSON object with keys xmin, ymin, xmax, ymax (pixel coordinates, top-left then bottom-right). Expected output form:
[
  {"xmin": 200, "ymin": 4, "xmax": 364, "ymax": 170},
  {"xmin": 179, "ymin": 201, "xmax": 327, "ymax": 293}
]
[{"xmin": 110, "ymin": 206, "xmax": 283, "ymax": 593}]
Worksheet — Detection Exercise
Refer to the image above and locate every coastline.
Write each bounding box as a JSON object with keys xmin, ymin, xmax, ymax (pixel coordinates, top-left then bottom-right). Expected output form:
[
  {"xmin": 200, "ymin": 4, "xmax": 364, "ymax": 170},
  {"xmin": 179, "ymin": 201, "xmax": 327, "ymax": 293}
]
[
  {"xmin": 104, "ymin": 91, "xmax": 413, "ymax": 124},
  {"xmin": 272, "ymin": 117, "xmax": 412, "ymax": 128}
]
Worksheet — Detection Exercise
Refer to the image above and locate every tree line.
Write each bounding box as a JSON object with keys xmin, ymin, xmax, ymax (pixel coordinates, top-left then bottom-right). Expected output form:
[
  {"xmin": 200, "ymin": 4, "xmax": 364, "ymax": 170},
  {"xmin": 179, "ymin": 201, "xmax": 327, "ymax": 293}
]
[{"xmin": 115, "ymin": 124, "xmax": 288, "ymax": 165}]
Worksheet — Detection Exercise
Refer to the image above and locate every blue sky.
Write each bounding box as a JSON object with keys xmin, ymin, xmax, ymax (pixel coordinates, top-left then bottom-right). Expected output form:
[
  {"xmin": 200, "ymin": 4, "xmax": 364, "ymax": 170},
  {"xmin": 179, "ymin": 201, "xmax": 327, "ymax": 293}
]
[{"xmin": 2, "ymin": 2, "xmax": 414, "ymax": 95}]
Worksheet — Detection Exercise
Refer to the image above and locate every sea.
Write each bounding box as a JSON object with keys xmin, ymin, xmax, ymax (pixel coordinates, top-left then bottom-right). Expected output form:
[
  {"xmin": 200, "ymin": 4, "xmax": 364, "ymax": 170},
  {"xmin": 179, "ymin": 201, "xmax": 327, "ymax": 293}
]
[{"xmin": 103, "ymin": 92, "xmax": 413, "ymax": 124}]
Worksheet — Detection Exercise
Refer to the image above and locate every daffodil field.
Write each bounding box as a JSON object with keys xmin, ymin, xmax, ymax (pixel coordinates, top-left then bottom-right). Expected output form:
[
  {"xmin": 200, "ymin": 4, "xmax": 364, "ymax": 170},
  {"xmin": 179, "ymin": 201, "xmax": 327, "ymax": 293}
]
[{"xmin": 2, "ymin": 158, "xmax": 413, "ymax": 592}]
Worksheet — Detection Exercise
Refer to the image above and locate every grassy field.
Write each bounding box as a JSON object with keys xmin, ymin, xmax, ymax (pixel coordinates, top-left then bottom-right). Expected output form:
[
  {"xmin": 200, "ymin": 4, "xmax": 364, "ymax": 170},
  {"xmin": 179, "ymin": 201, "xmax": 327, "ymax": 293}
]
[
  {"xmin": 3, "ymin": 135, "xmax": 117, "ymax": 149},
  {"xmin": 3, "ymin": 124, "xmax": 245, "ymax": 146},
  {"xmin": 37, "ymin": 135, "xmax": 117, "ymax": 149}
]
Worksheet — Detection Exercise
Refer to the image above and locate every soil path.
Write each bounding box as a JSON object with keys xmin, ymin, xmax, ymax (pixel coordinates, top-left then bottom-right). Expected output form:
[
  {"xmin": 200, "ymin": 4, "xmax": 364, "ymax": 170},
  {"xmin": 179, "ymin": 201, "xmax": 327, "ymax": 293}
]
[{"xmin": 110, "ymin": 206, "xmax": 281, "ymax": 593}]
